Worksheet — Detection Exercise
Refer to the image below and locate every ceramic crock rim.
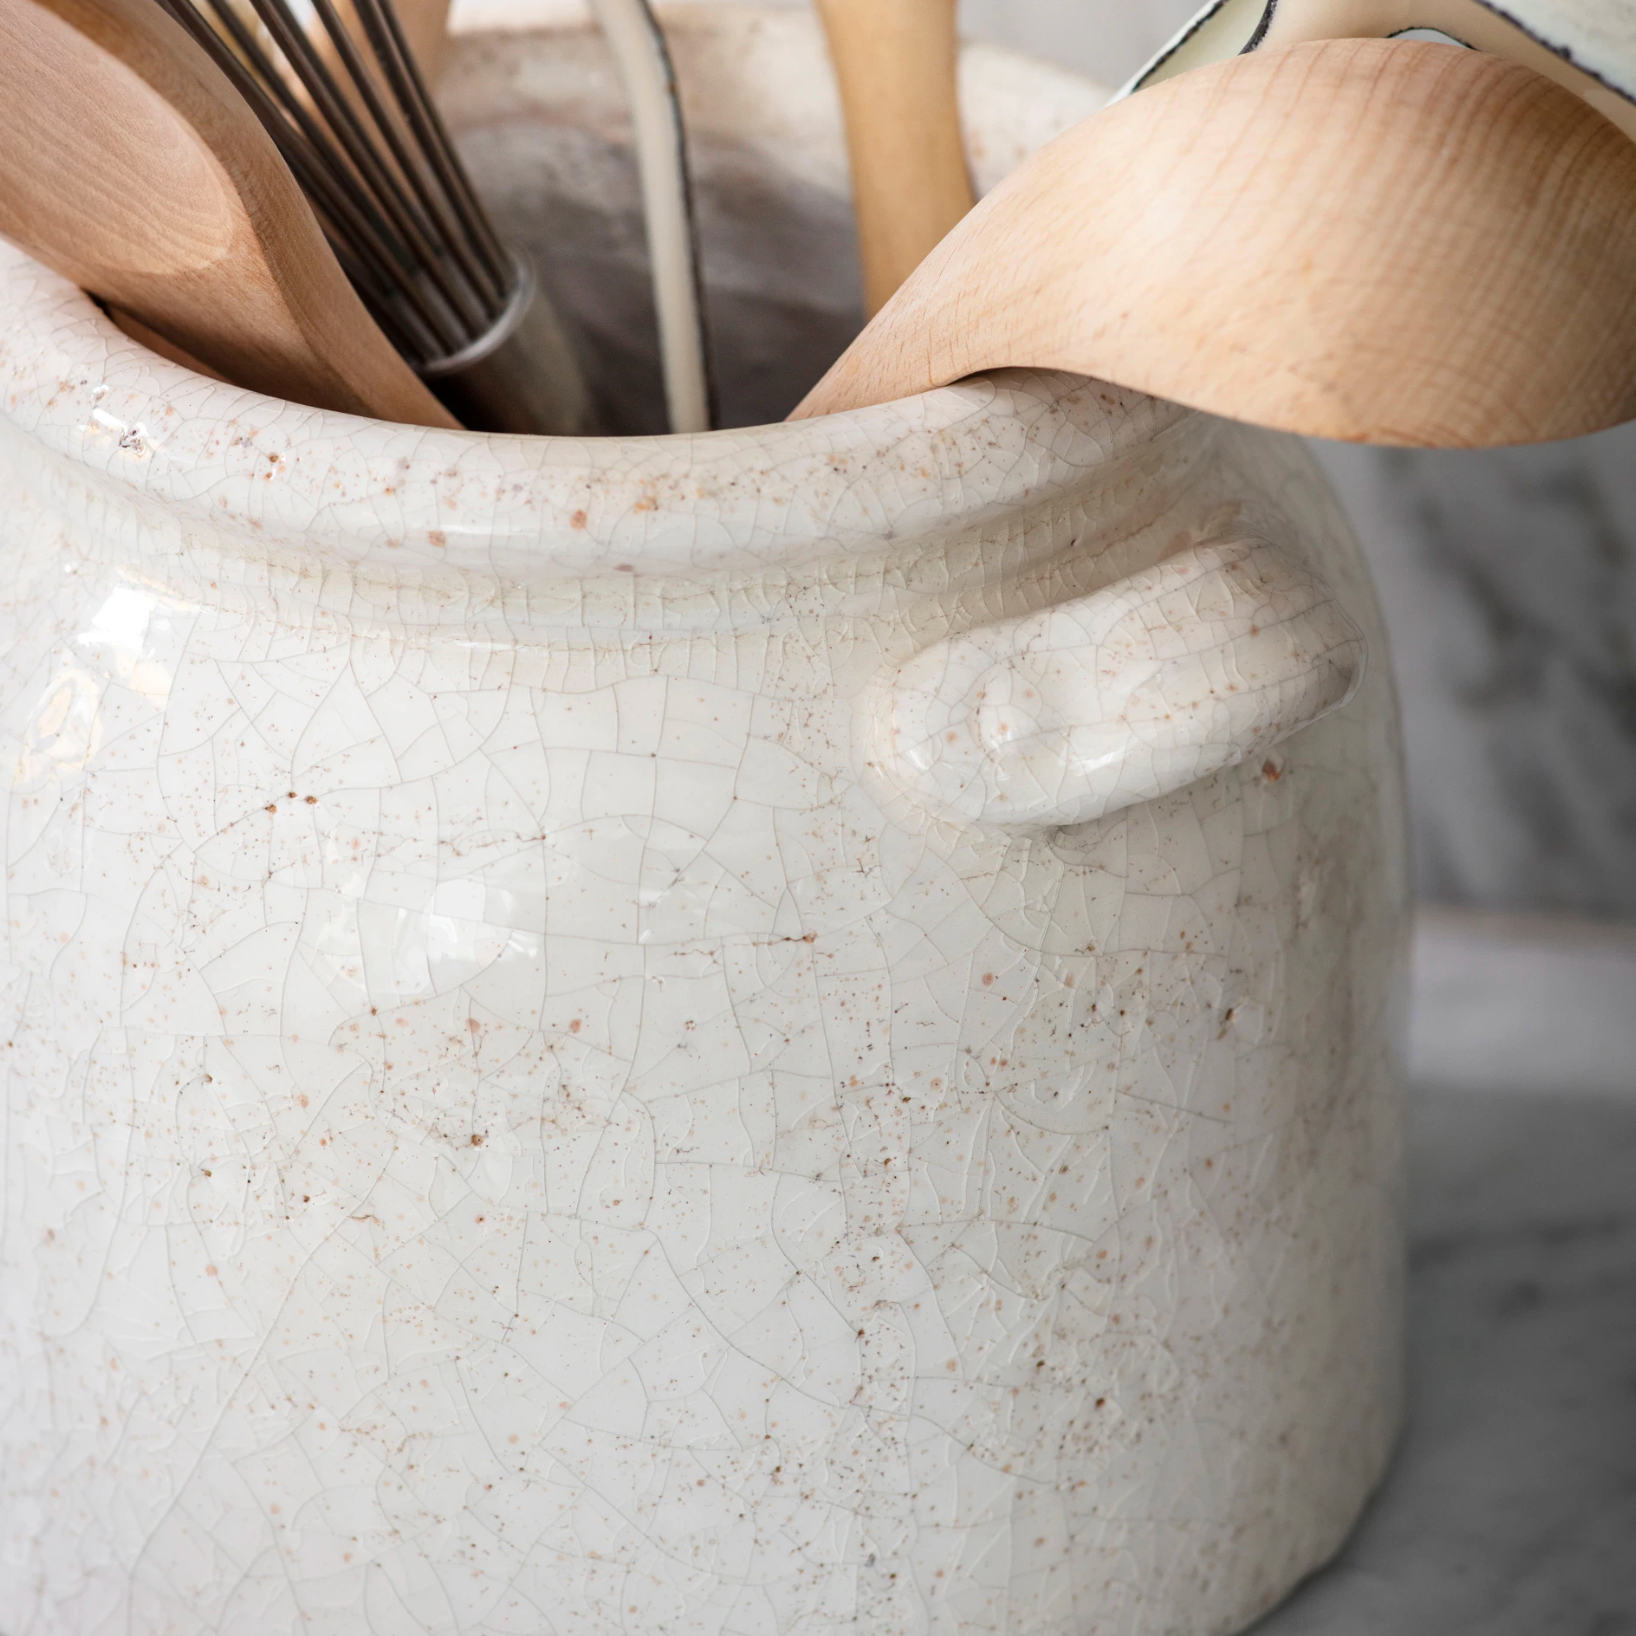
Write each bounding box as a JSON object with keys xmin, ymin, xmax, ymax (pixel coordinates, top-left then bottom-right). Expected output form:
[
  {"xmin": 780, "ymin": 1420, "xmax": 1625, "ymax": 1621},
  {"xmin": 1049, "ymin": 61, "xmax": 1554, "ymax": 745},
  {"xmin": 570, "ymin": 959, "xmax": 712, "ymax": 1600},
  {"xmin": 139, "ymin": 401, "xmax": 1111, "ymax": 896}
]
[{"xmin": 0, "ymin": 248, "xmax": 1196, "ymax": 586}]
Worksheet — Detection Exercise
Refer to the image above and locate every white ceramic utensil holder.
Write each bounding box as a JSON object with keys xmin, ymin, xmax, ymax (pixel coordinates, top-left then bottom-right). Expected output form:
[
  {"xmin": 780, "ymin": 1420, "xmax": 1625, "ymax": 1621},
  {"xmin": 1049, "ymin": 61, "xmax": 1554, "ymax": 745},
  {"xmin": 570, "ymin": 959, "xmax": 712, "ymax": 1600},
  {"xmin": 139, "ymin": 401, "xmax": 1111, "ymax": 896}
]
[{"xmin": 0, "ymin": 9, "xmax": 1409, "ymax": 1635}]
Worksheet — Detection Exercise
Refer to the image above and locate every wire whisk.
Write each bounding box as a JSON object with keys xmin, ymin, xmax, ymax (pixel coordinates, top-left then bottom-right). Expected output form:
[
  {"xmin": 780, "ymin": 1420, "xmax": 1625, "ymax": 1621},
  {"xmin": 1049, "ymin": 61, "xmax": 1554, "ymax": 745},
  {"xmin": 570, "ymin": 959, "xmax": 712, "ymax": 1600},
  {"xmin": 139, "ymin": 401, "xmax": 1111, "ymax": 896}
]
[{"xmin": 155, "ymin": 0, "xmax": 592, "ymax": 433}]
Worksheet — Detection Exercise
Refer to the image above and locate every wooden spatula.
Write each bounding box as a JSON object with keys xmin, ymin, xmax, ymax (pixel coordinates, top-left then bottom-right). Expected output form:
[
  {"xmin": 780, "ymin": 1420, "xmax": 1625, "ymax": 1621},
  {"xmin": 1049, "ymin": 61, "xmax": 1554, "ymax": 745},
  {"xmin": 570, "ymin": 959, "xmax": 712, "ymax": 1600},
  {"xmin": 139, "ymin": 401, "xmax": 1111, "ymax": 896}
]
[
  {"xmin": 0, "ymin": 0, "xmax": 457, "ymax": 427},
  {"xmin": 794, "ymin": 38, "xmax": 1636, "ymax": 448},
  {"xmin": 815, "ymin": 0, "xmax": 976, "ymax": 316}
]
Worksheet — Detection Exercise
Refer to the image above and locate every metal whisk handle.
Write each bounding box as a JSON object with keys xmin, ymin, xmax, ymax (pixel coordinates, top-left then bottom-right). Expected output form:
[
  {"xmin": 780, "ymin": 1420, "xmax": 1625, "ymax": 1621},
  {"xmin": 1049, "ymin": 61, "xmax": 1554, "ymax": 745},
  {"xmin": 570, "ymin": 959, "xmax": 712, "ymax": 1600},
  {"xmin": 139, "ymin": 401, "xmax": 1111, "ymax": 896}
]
[{"xmin": 421, "ymin": 252, "xmax": 593, "ymax": 437}]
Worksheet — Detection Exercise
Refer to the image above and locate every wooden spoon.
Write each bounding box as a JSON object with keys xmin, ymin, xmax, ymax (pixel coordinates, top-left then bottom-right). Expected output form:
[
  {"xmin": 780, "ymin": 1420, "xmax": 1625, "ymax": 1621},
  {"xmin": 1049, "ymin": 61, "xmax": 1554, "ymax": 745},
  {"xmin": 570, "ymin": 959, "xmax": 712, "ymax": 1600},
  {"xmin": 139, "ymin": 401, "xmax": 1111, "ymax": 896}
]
[
  {"xmin": 815, "ymin": 0, "xmax": 976, "ymax": 315},
  {"xmin": 793, "ymin": 38, "xmax": 1636, "ymax": 448},
  {"xmin": 0, "ymin": 0, "xmax": 457, "ymax": 427}
]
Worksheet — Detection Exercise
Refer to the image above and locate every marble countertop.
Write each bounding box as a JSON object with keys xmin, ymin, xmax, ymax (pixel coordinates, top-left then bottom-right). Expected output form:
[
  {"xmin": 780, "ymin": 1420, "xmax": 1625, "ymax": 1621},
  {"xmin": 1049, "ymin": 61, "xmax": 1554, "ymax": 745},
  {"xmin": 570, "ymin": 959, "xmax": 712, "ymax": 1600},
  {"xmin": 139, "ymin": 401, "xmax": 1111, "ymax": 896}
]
[{"xmin": 1252, "ymin": 912, "xmax": 1636, "ymax": 1636}]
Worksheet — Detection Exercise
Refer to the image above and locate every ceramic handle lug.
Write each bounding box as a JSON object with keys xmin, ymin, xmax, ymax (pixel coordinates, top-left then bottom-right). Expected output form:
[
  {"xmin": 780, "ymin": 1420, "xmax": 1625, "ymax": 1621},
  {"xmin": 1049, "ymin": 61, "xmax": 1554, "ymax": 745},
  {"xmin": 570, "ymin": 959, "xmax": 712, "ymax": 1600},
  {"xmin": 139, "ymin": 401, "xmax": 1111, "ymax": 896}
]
[{"xmin": 868, "ymin": 536, "xmax": 1367, "ymax": 829}]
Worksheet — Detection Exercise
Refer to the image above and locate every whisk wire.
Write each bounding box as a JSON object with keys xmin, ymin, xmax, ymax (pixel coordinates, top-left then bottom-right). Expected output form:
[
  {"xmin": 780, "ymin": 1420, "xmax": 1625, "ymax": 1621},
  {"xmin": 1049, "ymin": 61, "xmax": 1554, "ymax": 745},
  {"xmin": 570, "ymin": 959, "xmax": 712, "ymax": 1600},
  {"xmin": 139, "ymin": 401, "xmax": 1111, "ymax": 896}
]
[
  {"xmin": 352, "ymin": 0, "xmax": 511, "ymax": 286},
  {"xmin": 164, "ymin": 0, "xmax": 448, "ymax": 346},
  {"xmin": 297, "ymin": 0, "xmax": 501, "ymax": 322},
  {"xmin": 158, "ymin": 0, "xmax": 462, "ymax": 355},
  {"xmin": 154, "ymin": 0, "xmax": 527, "ymax": 372},
  {"xmin": 238, "ymin": 0, "xmax": 486, "ymax": 338}
]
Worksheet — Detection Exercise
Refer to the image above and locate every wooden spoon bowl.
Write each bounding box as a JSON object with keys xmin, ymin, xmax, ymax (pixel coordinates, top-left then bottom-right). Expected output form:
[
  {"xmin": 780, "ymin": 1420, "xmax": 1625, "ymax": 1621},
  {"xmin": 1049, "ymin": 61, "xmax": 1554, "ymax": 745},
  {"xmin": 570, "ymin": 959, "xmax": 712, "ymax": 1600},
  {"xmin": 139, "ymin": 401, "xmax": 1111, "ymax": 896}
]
[
  {"xmin": 0, "ymin": 0, "xmax": 454, "ymax": 426},
  {"xmin": 795, "ymin": 37, "xmax": 1636, "ymax": 448}
]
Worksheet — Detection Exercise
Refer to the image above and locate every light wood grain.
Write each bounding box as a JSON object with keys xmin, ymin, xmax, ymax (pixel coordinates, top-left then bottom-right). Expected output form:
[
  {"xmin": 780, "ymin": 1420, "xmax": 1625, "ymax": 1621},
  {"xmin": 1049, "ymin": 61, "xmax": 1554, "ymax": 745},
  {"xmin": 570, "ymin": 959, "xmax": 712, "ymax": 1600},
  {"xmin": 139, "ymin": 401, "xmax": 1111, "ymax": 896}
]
[
  {"xmin": 387, "ymin": 0, "xmax": 451, "ymax": 84},
  {"xmin": 0, "ymin": 0, "xmax": 456, "ymax": 427},
  {"xmin": 106, "ymin": 308, "xmax": 228, "ymax": 381},
  {"xmin": 1260, "ymin": 0, "xmax": 1636, "ymax": 142},
  {"xmin": 815, "ymin": 0, "xmax": 975, "ymax": 316},
  {"xmin": 319, "ymin": 0, "xmax": 453, "ymax": 95},
  {"xmin": 794, "ymin": 38, "xmax": 1636, "ymax": 448}
]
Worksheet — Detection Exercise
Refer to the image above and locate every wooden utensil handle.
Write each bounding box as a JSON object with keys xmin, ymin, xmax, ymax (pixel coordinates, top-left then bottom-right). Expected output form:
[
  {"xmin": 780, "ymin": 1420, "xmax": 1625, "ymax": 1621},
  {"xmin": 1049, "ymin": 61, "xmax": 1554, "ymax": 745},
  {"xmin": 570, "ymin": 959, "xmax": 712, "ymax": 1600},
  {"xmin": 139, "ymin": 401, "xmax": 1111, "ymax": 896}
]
[
  {"xmin": 0, "ymin": 0, "xmax": 457, "ymax": 428},
  {"xmin": 106, "ymin": 306, "xmax": 227, "ymax": 381},
  {"xmin": 816, "ymin": 0, "xmax": 976, "ymax": 315}
]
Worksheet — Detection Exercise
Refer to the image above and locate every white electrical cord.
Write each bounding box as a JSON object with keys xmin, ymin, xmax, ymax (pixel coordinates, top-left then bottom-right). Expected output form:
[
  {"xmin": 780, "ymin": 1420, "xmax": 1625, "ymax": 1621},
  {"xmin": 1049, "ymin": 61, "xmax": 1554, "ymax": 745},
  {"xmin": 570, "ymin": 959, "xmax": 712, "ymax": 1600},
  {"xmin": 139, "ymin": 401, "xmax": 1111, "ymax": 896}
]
[{"xmin": 586, "ymin": 0, "xmax": 716, "ymax": 433}]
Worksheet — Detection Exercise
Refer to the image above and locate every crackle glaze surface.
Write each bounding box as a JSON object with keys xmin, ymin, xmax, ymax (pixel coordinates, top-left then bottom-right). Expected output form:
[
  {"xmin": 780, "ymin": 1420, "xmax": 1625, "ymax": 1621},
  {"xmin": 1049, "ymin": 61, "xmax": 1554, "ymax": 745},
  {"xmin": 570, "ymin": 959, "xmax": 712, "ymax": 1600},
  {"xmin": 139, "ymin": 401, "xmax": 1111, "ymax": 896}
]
[{"xmin": 0, "ymin": 13, "xmax": 1408, "ymax": 1636}]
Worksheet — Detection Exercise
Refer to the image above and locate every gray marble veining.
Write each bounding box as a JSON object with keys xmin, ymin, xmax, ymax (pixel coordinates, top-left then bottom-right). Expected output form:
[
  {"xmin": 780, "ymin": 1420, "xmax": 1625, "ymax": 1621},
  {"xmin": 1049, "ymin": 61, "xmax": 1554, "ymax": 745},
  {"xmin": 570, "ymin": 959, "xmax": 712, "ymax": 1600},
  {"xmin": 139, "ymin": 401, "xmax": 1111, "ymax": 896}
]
[
  {"xmin": 1251, "ymin": 916, "xmax": 1636, "ymax": 1635},
  {"xmin": 1252, "ymin": 1084, "xmax": 1636, "ymax": 1635},
  {"xmin": 1314, "ymin": 436, "xmax": 1636, "ymax": 921},
  {"xmin": 1409, "ymin": 912, "xmax": 1636, "ymax": 1095}
]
